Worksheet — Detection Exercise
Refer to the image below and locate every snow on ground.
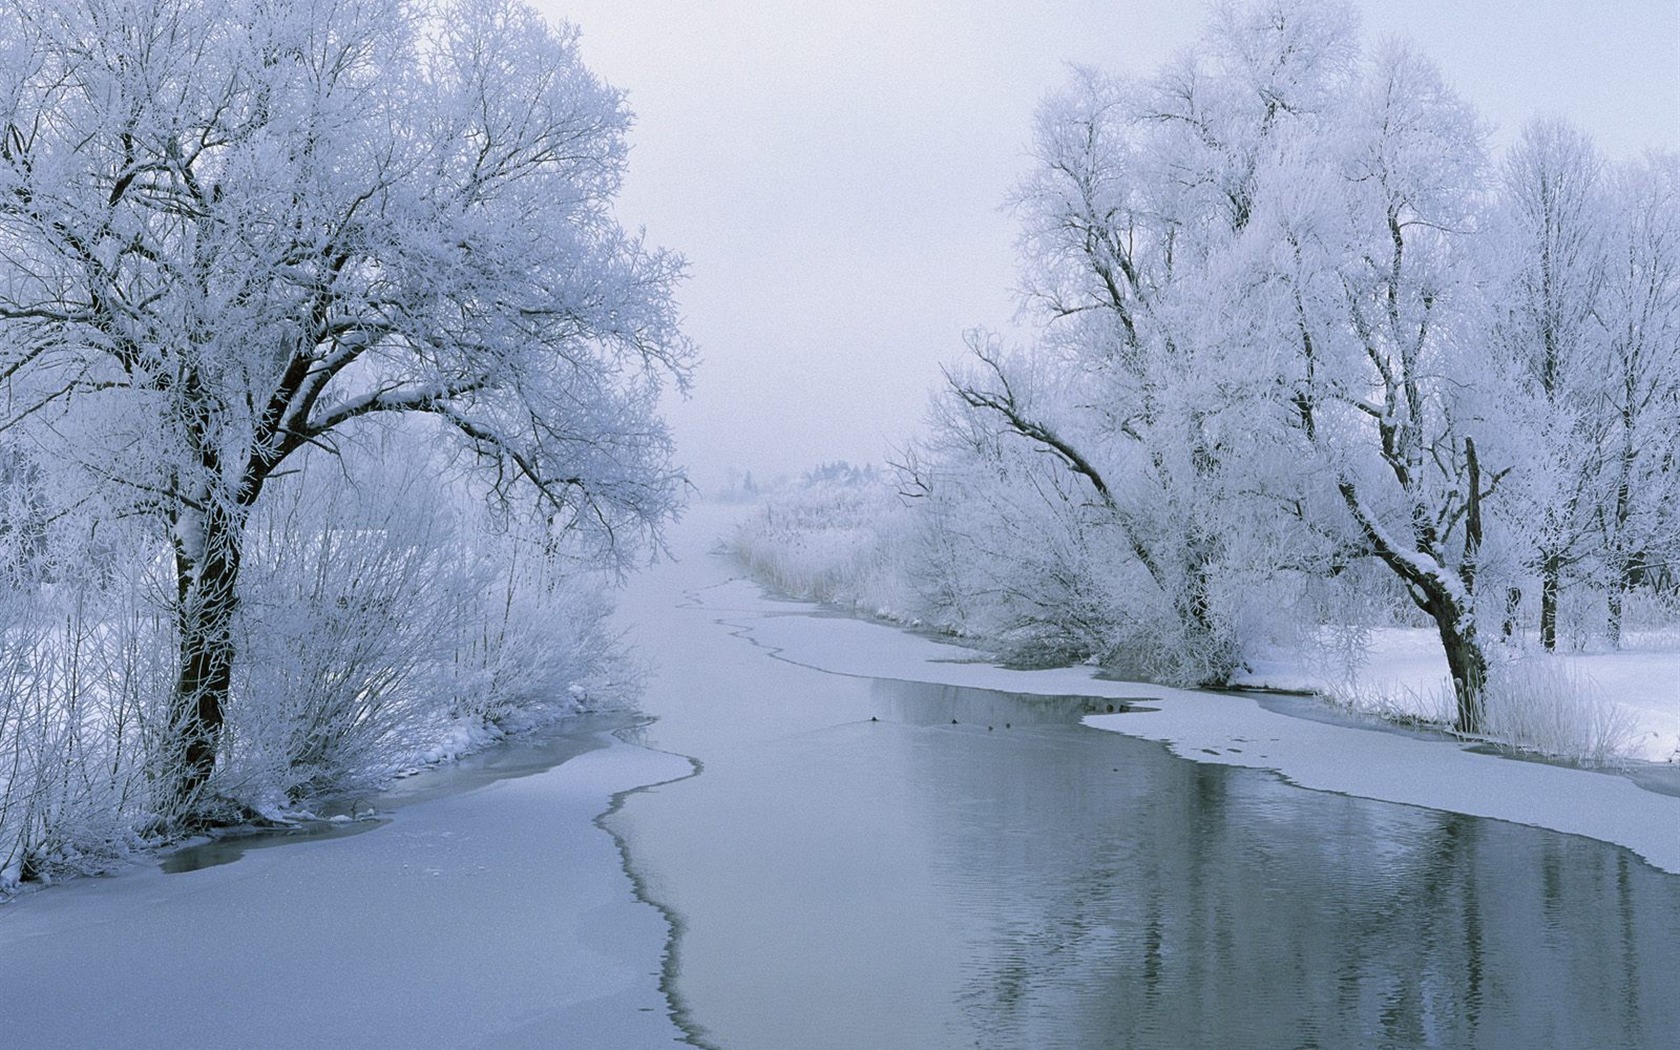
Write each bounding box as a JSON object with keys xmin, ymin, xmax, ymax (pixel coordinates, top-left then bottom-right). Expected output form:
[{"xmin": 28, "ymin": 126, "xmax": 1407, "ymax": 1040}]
[
  {"xmin": 1579, "ymin": 643, "xmax": 1680, "ymax": 762},
  {"xmin": 0, "ymin": 719, "xmax": 694, "ymax": 1050},
  {"xmin": 1238, "ymin": 626, "xmax": 1680, "ymax": 764},
  {"xmin": 718, "ymin": 578, "xmax": 1680, "ymax": 876}
]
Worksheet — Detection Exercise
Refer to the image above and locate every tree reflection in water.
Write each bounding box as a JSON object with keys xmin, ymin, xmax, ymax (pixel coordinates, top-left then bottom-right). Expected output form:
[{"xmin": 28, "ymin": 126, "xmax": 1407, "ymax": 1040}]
[{"xmin": 873, "ymin": 679, "xmax": 1680, "ymax": 1050}]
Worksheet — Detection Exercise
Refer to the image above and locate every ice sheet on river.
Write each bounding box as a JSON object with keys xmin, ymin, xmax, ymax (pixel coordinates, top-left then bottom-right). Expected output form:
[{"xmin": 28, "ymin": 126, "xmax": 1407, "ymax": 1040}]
[{"xmin": 0, "ymin": 722, "xmax": 692, "ymax": 1049}]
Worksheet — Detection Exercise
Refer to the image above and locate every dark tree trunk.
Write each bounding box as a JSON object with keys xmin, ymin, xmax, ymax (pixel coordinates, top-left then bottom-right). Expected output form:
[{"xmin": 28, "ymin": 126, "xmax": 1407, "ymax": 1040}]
[
  {"xmin": 1606, "ymin": 580, "xmax": 1626, "ymax": 650},
  {"xmin": 168, "ymin": 499, "xmax": 245, "ymax": 819},
  {"xmin": 1338, "ymin": 478, "xmax": 1488, "ymax": 736},
  {"xmin": 1501, "ymin": 586, "xmax": 1522, "ymax": 642},
  {"xmin": 1179, "ymin": 535, "xmax": 1236, "ymax": 685},
  {"xmin": 1358, "ymin": 550, "xmax": 1488, "ymax": 735},
  {"xmin": 1435, "ymin": 611, "xmax": 1488, "ymax": 735},
  {"xmin": 1539, "ymin": 553, "xmax": 1560, "ymax": 652}
]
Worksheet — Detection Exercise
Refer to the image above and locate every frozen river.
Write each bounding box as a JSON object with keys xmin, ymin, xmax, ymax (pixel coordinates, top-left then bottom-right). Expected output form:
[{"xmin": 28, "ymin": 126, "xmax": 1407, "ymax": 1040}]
[
  {"xmin": 5, "ymin": 505, "xmax": 1680, "ymax": 1048},
  {"xmin": 0, "ymin": 711, "xmax": 693, "ymax": 1049}
]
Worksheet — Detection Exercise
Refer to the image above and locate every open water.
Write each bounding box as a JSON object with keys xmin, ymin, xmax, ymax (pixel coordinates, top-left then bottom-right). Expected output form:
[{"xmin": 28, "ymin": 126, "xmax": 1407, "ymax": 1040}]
[{"xmin": 609, "ymin": 548, "xmax": 1680, "ymax": 1049}]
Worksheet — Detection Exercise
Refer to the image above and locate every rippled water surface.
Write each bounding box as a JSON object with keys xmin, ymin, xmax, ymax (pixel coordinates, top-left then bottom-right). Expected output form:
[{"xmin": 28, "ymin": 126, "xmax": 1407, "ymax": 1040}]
[{"xmin": 616, "ymin": 674, "xmax": 1680, "ymax": 1050}]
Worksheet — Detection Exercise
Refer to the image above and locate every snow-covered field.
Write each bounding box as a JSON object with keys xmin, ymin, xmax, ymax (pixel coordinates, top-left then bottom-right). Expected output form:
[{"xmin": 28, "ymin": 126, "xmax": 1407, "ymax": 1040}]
[{"xmin": 1239, "ymin": 627, "xmax": 1680, "ymax": 764}]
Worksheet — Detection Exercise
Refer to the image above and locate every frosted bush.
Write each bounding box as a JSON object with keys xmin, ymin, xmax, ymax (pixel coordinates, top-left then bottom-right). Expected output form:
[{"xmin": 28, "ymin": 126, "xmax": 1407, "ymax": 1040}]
[
  {"xmin": 1481, "ymin": 660, "xmax": 1638, "ymax": 766},
  {"xmin": 1329, "ymin": 659, "xmax": 1636, "ymax": 766},
  {"xmin": 727, "ymin": 464, "xmax": 917, "ymax": 617},
  {"xmin": 440, "ymin": 539, "xmax": 635, "ymax": 731},
  {"xmin": 223, "ymin": 452, "xmax": 633, "ymax": 811},
  {"xmin": 1331, "ymin": 680, "xmax": 1457, "ymax": 726},
  {"xmin": 896, "ymin": 446, "xmax": 1133, "ymax": 667},
  {"xmin": 905, "ymin": 442, "xmax": 1258, "ymax": 683},
  {"xmin": 0, "ymin": 573, "xmax": 166, "ymax": 889},
  {"xmin": 228, "ymin": 489, "xmax": 480, "ymax": 805}
]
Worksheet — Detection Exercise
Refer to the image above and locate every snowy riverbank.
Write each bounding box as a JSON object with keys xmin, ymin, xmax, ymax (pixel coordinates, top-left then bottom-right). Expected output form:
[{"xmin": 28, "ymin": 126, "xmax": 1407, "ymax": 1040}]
[{"xmin": 1238, "ymin": 626, "xmax": 1680, "ymax": 764}]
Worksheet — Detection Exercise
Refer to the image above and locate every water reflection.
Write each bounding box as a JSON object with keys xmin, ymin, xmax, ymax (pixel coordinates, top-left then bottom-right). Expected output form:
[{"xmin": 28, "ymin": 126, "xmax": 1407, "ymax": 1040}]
[
  {"xmin": 874, "ymin": 681, "xmax": 1155, "ymax": 727},
  {"xmin": 876, "ymin": 679, "xmax": 1680, "ymax": 1049},
  {"xmin": 160, "ymin": 813, "xmax": 388, "ymax": 874}
]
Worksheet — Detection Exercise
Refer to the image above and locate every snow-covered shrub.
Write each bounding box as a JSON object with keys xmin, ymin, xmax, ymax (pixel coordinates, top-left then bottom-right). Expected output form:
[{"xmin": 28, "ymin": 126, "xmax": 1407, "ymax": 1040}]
[
  {"xmin": 908, "ymin": 456, "xmax": 1141, "ymax": 668},
  {"xmin": 222, "ymin": 450, "xmax": 632, "ymax": 811},
  {"xmin": 227, "ymin": 472, "xmax": 479, "ymax": 805},
  {"xmin": 0, "ymin": 569, "xmax": 166, "ymax": 889},
  {"xmin": 1329, "ymin": 678, "xmax": 1457, "ymax": 727},
  {"xmin": 1481, "ymin": 660, "xmax": 1638, "ymax": 766},
  {"xmin": 437, "ymin": 523, "xmax": 635, "ymax": 733},
  {"xmin": 1329, "ymin": 658, "xmax": 1636, "ymax": 765},
  {"xmin": 727, "ymin": 463, "xmax": 917, "ymax": 618},
  {"xmin": 0, "ymin": 452, "xmax": 172, "ymax": 885}
]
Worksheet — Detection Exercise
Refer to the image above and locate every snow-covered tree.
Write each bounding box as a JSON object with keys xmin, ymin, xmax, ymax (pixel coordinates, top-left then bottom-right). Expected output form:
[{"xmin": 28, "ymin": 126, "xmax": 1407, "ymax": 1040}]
[
  {"xmin": 0, "ymin": 0, "xmax": 691, "ymax": 820},
  {"xmin": 1485, "ymin": 134, "xmax": 1680, "ymax": 650},
  {"xmin": 1592, "ymin": 153, "xmax": 1680, "ymax": 644},
  {"xmin": 928, "ymin": 1, "xmax": 1525, "ymax": 728},
  {"xmin": 1254, "ymin": 39, "xmax": 1504, "ymax": 731},
  {"xmin": 938, "ymin": 1, "xmax": 1362, "ymax": 684},
  {"xmin": 1486, "ymin": 118, "xmax": 1608, "ymax": 650}
]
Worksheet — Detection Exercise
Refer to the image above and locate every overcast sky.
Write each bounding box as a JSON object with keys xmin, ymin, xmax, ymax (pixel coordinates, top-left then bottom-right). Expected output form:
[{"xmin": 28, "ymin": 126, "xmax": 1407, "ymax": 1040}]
[{"xmin": 535, "ymin": 0, "xmax": 1680, "ymax": 493}]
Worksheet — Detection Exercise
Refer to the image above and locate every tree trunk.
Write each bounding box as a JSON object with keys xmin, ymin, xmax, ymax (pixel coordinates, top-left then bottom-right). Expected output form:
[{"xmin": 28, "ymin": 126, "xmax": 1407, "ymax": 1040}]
[
  {"xmin": 1606, "ymin": 581, "xmax": 1626, "ymax": 650},
  {"xmin": 168, "ymin": 500, "xmax": 245, "ymax": 819},
  {"xmin": 1435, "ymin": 612, "xmax": 1488, "ymax": 735},
  {"xmin": 1179, "ymin": 547, "xmax": 1235, "ymax": 685},
  {"xmin": 1501, "ymin": 586, "xmax": 1522, "ymax": 642},
  {"xmin": 1538, "ymin": 553, "xmax": 1560, "ymax": 652},
  {"xmin": 1338, "ymin": 479, "xmax": 1489, "ymax": 735}
]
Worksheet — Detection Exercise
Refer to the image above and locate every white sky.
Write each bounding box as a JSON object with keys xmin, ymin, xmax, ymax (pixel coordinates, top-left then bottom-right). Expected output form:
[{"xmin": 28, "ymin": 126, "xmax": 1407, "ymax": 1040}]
[{"xmin": 535, "ymin": 0, "xmax": 1680, "ymax": 493}]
